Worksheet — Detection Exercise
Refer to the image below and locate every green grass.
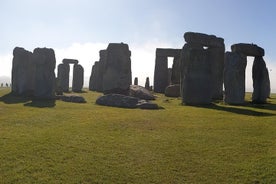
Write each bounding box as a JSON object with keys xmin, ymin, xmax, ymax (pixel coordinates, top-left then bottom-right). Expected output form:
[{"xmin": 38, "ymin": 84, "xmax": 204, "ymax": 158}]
[{"xmin": 0, "ymin": 88, "xmax": 275, "ymax": 184}]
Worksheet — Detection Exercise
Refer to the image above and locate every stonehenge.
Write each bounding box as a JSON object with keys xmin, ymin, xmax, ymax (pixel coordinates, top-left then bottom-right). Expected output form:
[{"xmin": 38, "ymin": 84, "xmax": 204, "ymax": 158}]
[
  {"xmin": 134, "ymin": 77, "xmax": 138, "ymax": 85},
  {"xmin": 102, "ymin": 43, "xmax": 132, "ymax": 95},
  {"xmin": 180, "ymin": 32, "xmax": 225, "ymax": 105},
  {"xmin": 11, "ymin": 47, "xmax": 56, "ymax": 99},
  {"xmin": 224, "ymin": 43, "xmax": 270, "ymax": 104},
  {"xmin": 57, "ymin": 59, "xmax": 84, "ymax": 93},
  {"xmin": 153, "ymin": 48, "xmax": 181, "ymax": 93}
]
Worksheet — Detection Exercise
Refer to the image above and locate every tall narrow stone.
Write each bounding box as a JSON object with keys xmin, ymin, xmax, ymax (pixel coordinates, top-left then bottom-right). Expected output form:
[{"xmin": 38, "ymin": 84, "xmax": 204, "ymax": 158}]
[
  {"xmin": 72, "ymin": 64, "xmax": 84, "ymax": 92},
  {"xmin": 252, "ymin": 56, "xmax": 270, "ymax": 103},
  {"xmin": 154, "ymin": 54, "xmax": 168, "ymax": 93},
  {"xmin": 102, "ymin": 43, "xmax": 131, "ymax": 95},
  {"xmin": 180, "ymin": 44, "xmax": 212, "ymax": 105},
  {"xmin": 145, "ymin": 77, "xmax": 150, "ymax": 90},
  {"xmin": 134, "ymin": 77, "xmax": 138, "ymax": 85},
  {"xmin": 57, "ymin": 63, "xmax": 70, "ymax": 92},
  {"xmin": 171, "ymin": 56, "xmax": 181, "ymax": 84},
  {"xmin": 11, "ymin": 47, "xmax": 35, "ymax": 96},
  {"xmin": 224, "ymin": 52, "xmax": 247, "ymax": 104},
  {"xmin": 33, "ymin": 48, "xmax": 56, "ymax": 99},
  {"xmin": 89, "ymin": 62, "xmax": 98, "ymax": 91}
]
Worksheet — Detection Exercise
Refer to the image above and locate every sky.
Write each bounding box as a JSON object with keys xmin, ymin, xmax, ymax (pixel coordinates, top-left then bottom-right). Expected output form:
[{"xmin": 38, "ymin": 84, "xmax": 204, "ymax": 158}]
[{"xmin": 0, "ymin": 0, "xmax": 275, "ymax": 92}]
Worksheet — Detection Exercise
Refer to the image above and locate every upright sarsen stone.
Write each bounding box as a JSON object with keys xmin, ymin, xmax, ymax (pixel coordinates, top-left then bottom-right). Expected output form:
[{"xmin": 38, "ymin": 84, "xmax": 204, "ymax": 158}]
[
  {"xmin": 57, "ymin": 63, "xmax": 70, "ymax": 92},
  {"xmin": 102, "ymin": 43, "xmax": 131, "ymax": 95},
  {"xmin": 33, "ymin": 48, "xmax": 56, "ymax": 99},
  {"xmin": 252, "ymin": 56, "xmax": 270, "ymax": 103},
  {"xmin": 180, "ymin": 44, "xmax": 212, "ymax": 105},
  {"xmin": 72, "ymin": 64, "xmax": 84, "ymax": 92},
  {"xmin": 224, "ymin": 52, "xmax": 247, "ymax": 104},
  {"xmin": 11, "ymin": 47, "xmax": 35, "ymax": 96}
]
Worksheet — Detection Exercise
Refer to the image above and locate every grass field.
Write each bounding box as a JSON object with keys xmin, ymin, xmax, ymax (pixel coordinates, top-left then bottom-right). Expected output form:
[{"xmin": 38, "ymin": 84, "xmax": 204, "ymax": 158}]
[{"xmin": 0, "ymin": 88, "xmax": 275, "ymax": 184}]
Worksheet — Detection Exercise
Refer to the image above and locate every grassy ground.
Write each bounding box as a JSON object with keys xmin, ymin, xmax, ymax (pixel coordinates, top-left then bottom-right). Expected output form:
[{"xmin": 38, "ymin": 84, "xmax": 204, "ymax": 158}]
[{"xmin": 0, "ymin": 88, "xmax": 275, "ymax": 184}]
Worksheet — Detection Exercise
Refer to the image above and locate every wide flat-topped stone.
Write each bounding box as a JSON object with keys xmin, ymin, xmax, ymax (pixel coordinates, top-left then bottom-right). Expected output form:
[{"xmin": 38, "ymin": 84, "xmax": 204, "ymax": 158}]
[
  {"xmin": 231, "ymin": 43, "xmax": 264, "ymax": 56},
  {"xmin": 184, "ymin": 32, "xmax": 224, "ymax": 48},
  {"xmin": 156, "ymin": 48, "xmax": 181, "ymax": 57},
  {"xmin": 62, "ymin": 58, "xmax": 78, "ymax": 64}
]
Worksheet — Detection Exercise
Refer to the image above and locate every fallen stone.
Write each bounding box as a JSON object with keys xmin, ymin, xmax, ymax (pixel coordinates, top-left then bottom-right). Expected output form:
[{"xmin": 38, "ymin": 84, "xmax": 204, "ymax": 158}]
[
  {"xmin": 137, "ymin": 100, "xmax": 159, "ymax": 109},
  {"xmin": 231, "ymin": 43, "xmax": 264, "ymax": 57},
  {"xmin": 96, "ymin": 94, "xmax": 138, "ymax": 108},
  {"xmin": 129, "ymin": 85, "xmax": 155, "ymax": 100},
  {"xmin": 60, "ymin": 95, "xmax": 86, "ymax": 103},
  {"xmin": 165, "ymin": 84, "xmax": 180, "ymax": 97}
]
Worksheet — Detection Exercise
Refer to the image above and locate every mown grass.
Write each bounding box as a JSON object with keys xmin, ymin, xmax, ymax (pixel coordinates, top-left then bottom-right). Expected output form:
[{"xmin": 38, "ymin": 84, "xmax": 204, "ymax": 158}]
[{"xmin": 0, "ymin": 88, "xmax": 275, "ymax": 184}]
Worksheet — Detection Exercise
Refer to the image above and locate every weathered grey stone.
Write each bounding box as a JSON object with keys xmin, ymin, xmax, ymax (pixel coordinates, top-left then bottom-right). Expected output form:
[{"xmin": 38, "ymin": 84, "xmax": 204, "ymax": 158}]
[
  {"xmin": 137, "ymin": 100, "xmax": 159, "ymax": 109},
  {"xmin": 129, "ymin": 85, "xmax": 155, "ymax": 100},
  {"xmin": 145, "ymin": 77, "xmax": 150, "ymax": 90},
  {"xmin": 72, "ymin": 64, "xmax": 84, "ymax": 92},
  {"xmin": 89, "ymin": 61, "xmax": 99, "ymax": 91},
  {"xmin": 60, "ymin": 95, "xmax": 86, "ymax": 103},
  {"xmin": 57, "ymin": 63, "xmax": 70, "ymax": 92},
  {"xmin": 184, "ymin": 32, "xmax": 224, "ymax": 48},
  {"xmin": 252, "ymin": 56, "xmax": 270, "ymax": 103},
  {"xmin": 134, "ymin": 77, "xmax": 138, "ymax": 85},
  {"xmin": 102, "ymin": 43, "xmax": 131, "ymax": 95},
  {"xmin": 62, "ymin": 58, "xmax": 78, "ymax": 65},
  {"xmin": 11, "ymin": 47, "xmax": 35, "ymax": 96},
  {"xmin": 171, "ymin": 56, "xmax": 181, "ymax": 84},
  {"xmin": 224, "ymin": 52, "xmax": 247, "ymax": 104},
  {"xmin": 165, "ymin": 84, "xmax": 180, "ymax": 97},
  {"xmin": 231, "ymin": 43, "xmax": 264, "ymax": 57},
  {"xmin": 208, "ymin": 47, "xmax": 225, "ymax": 100},
  {"xmin": 154, "ymin": 48, "xmax": 181, "ymax": 93},
  {"xmin": 96, "ymin": 94, "xmax": 138, "ymax": 108},
  {"xmin": 33, "ymin": 47, "xmax": 56, "ymax": 99},
  {"xmin": 180, "ymin": 44, "xmax": 212, "ymax": 105}
]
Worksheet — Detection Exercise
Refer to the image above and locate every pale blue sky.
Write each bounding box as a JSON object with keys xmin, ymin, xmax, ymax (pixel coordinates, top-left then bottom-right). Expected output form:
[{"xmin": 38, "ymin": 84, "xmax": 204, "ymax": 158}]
[{"xmin": 0, "ymin": 0, "xmax": 275, "ymax": 91}]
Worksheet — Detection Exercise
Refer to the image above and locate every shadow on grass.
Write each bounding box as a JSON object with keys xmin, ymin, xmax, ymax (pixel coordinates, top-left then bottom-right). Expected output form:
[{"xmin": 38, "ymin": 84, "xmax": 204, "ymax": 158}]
[
  {"xmin": 24, "ymin": 99, "xmax": 56, "ymax": 108},
  {"xmin": 192, "ymin": 103, "xmax": 275, "ymax": 117},
  {"xmin": 0, "ymin": 93, "xmax": 31, "ymax": 104},
  {"xmin": 0, "ymin": 92, "xmax": 56, "ymax": 108}
]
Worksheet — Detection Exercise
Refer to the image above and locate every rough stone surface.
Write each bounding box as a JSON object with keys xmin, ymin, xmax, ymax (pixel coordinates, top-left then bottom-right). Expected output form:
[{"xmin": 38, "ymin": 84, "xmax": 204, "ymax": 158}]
[
  {"xmin": 60, "ymin": 95, "xmax": 86, "ymax": 103},
  {"xmin": 137, "ymin": 100, "xmax": 159, "ymax": 109},
  {"xmin": 171, "ymin": 56, "xmax": 181, "ymax": 84},
  {"xmin": 180, "ymin": 44, "xmax": 212, "ymax": 105},
  {"xmin": 102, "ymin": 43, "xmax": 131, "ymax": 95},
  {"xmin": 252, "ymin": 56, "xmax": 270, "ymax": 103},
  {"xmin": 184, "ymin": 32, "xmax": 224, "ymax": 48},
  {"xmin": 89, "ymin": 61, "xmax": 99, "ymax": 91},
  {"xmin": 62, "ymin": 58, "xmax": 78, "ymax": 65},
  {"xmin": 33, "ymin": 47, "xmax": 56, "ymax": 99},
  {"xmin": 72, "ymin": 64, "xmax": 84, "ymax": 92},
  {"xmin": 231, "ymin": 43, "xmax": 264, "ymax": 57},
  {"xmin": 129, "ymin": 85, "xmax": 155, "ymax": 100},
  {"xmin": 165, "ymin": 84, "xmax": 180, "ymax": 97},
  {"xmin": 208, "ymin": 47, "xmax": 225, "ymax": 100},
  {"xmin": 154, "ymin": 48, "xmax": 181, "ymax": 93},
  {"xmin": 224, "ymin": 52, "xmax": 247, "ymax": 104},
  {"xmin": 96, "ymin": 94, "xmax": 138, "ymax": 108},
  {"xmin": 145, "ymin": 77, "xmax": 150, "ymax": 90},
  {"xmin": 11, "ymin": 47, "xmax": 35, "ymax": 96},
  {"xmin": 57, "ymin": 63, "xmax": 70, "ymax": 92}
]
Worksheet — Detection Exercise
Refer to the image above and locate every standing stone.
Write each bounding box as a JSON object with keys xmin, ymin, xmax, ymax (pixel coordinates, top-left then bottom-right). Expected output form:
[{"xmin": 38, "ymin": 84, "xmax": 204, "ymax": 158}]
[
  {"xmin": 252, "ymin": 56, "xmax": 270, "ymax": 103},
  {"xmin": 57, "ymin": 63, "xmax": 70, "ymax": 92},
  {"xmin": 11, "ymin": 47, "xmax": 35, "ymax": 96},
  {"xmin": 154, "ymin": 51, "xmax": 168, "ymax": 93},
  {"xmin": 72, "ymin": 64, "xmax": 84, "ymax": 92},
  {"xmin": 224, "ymin": 52, "xmax": 247, "ymax": 104},
  {"xmin": 145, "ymin": 77, "xmax": 150, "ymax": 90},
  {"xmin": 134, "ymin": 77, "xmax": 138, "ymax": 85},
  {"xmin": 171, "ymin": 56, "xmax": 181, "ymax": 84},
  {"xmin": 180, "ymin": 44, "xmax": 212, "ymax": 105},
  {"xmin": 102, "ymin": 43, "xmax": 131, "ymax": 95},
  {"xmin": 89, "ymin": 61, "xmax": 99, "ymax": 91},
  {"xmin": 168, "ymin": 68, "xmax": 172, "ymax": 85},
  {"xmin": 33, "ymin": 48, "xmax": 56, "ymax": 99},
  {"xmin": 208, "ymin": 47, "xmax": 225, "ymax": 100}
]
